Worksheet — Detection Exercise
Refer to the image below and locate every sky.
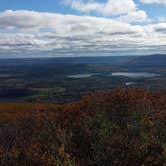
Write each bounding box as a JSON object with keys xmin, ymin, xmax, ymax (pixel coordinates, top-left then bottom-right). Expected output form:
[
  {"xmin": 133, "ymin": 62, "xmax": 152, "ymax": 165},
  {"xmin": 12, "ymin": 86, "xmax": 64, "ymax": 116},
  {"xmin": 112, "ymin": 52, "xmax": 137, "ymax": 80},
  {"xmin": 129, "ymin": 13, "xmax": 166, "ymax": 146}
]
[{"xmin": 0, "ymin": 0, "xmax": 166, "ymax": 57}]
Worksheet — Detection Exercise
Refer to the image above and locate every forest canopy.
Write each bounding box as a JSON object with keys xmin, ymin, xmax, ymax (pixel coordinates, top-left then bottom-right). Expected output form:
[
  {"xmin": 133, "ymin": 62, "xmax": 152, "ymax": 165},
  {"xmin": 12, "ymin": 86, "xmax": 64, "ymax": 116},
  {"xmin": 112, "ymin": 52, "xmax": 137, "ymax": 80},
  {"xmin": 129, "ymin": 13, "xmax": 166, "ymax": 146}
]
[{"xmin": 0, "ymin": 89, "xmax": 166, "ymax": 165}]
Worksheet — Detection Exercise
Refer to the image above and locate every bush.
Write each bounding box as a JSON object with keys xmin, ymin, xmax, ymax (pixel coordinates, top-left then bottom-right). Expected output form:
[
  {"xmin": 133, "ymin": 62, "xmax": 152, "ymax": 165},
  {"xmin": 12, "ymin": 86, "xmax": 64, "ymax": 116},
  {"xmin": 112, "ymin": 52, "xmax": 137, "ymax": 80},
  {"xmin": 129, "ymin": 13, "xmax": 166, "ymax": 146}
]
[{"xmin": 0, "ymin": 89, "xmax": 166, "ymax": 165}]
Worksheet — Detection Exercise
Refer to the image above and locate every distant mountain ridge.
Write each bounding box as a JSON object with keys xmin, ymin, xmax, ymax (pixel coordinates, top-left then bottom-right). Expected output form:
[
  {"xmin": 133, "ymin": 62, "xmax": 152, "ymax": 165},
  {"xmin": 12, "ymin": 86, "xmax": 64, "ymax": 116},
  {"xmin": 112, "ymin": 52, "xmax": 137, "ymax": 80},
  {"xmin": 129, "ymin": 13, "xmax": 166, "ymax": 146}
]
[
  {"xmin": 0, "ymin": 54, "xmax": 165, "ymax": 67},
  {"xmin": 0, "ymin": 56, "xmax": 134, "ymax": 66},
  {"xmin": 125, "ymin": 54, "xmax": 166, "ymax": 66}
]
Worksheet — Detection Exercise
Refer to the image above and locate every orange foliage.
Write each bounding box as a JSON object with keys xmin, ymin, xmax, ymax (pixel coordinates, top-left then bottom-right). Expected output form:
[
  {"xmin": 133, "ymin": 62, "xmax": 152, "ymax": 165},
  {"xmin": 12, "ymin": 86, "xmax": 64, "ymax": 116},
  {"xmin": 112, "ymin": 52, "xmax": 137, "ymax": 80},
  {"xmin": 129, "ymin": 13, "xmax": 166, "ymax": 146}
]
[{"xmin": 0, "ymin": 88, "xmax": 166, "ymax": 165}]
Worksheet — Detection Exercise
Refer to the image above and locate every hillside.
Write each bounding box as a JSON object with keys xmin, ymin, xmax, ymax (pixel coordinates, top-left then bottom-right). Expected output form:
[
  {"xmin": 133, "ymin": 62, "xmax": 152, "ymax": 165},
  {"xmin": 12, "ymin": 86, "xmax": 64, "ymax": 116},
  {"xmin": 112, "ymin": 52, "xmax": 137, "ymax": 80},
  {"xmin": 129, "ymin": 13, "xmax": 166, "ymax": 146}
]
[
  {"xmin": 0, "ymin": 56, "xmax": 133, "ymax": 66},
  {"xmin": 0, "ymin": 89, "xmax": 166, "ymax": 165},
  {"xmin": 125, "ymin": 54, "xmax": 166, "ymax": 67},
  {"xmin": 1, "ymin": 54, "xmax": 166, "ymax": 68}
]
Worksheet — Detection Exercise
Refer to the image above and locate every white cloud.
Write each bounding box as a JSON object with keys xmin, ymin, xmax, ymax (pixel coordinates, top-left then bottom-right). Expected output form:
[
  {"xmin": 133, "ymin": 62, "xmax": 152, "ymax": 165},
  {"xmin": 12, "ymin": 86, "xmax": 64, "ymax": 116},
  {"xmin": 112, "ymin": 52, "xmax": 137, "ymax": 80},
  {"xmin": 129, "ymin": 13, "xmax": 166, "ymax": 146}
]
[
  {"xmin": 102, "ymin": 0, "xmax": 137, "ymax": 16},
  {"xmin": 0, "ymin": 10, "xmax": 62, "ymax": 31},
  {"xmin": 117, "ymin": 10, "xmax": 148, "ymax": 23},
  {"xmin": 63, "ymin": 0, "xmax": 101, "ymax": 13},
  {"xmin": 153, "ymin": 23, "xmax": 166, "ymax": 32},
  {"xmin": 62, "ymin": 0, "xmax": 149, "ymax": 23},
  {"xmin": 0, "ymin": 10, "xmax": 141, "ymax": 34},
  {"xmin": 63, "ymin": 0, "xmax": 137, "ymax": 16},
  {"xmin": 0, "ymin": 10, "xmax": 165, "ymax": 57},
  {"xmin": 141, "ymin": 0, "xmax": 166, "ymax": 4}
]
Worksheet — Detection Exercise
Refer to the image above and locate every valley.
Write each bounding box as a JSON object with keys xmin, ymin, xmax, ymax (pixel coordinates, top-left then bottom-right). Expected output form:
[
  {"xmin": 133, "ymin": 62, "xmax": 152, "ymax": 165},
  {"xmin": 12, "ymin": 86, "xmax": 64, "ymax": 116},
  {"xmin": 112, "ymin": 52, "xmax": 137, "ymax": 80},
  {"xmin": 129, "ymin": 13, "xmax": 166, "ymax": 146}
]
[{"xmin": 0, "ymin": 54, "xmax": 165, "ymax": 103}]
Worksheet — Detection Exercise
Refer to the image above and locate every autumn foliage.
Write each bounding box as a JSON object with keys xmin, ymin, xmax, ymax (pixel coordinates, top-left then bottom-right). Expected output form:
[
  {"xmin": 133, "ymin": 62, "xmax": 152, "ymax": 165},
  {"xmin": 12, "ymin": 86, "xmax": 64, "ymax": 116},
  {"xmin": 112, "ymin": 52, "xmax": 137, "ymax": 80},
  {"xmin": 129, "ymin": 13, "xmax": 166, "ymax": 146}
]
[{"xmin": 0, "ymin": 89, "xmax": 166, "ymax": 166}]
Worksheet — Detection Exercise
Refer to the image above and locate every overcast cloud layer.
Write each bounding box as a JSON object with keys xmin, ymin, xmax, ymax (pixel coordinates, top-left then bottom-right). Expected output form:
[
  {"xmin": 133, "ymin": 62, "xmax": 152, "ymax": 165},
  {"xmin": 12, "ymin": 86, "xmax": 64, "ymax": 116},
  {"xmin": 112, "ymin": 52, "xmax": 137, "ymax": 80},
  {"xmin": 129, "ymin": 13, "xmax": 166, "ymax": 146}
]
[{"xmin": 0, "ymin": 0, "xmax": 166, "ymax": 57}]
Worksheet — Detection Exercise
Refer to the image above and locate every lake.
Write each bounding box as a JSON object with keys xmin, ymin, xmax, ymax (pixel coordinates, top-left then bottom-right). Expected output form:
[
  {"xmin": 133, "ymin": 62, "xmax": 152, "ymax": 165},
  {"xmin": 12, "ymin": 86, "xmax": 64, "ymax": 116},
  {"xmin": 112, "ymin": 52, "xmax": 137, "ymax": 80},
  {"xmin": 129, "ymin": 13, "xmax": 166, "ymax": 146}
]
[
  {"xmin": 68, "ymin": 73, "xmax": 98, "ymax": 78},
  {"xmin": 125, "ymin": 82, "xmax": 135, "ymax": 86},
  {"xmin": 110, "ymin": 72, "xmax": 161, "ymax": 78},
  {"xmin": 68, "ymin": 72, "xmax": 161, "ymax": 79}
]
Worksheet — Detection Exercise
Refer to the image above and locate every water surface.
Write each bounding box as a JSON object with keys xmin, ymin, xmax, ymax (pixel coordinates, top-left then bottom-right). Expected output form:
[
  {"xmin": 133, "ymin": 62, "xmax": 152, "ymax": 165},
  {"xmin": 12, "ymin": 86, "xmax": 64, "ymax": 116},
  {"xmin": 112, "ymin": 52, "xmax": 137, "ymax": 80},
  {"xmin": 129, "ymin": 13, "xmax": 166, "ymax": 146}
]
[
  {"xmin": 125, "ymin": 82, "xmax": 135, "ymax": 86},
  {"xmin": 68, "ymin": 73, "xmax": 98, "ymax": 78},
  {"xmin": 110, "ymin": 72, "xmax": 161, "ymax": 78}
]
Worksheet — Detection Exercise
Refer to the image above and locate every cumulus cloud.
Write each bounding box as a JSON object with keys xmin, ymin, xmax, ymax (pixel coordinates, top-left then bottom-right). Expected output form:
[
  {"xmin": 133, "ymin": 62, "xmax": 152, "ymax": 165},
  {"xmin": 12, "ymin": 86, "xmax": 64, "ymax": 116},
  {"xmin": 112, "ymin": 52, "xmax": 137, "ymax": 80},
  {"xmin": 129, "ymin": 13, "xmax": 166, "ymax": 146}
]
[
  {"xmin": 141, "ymin": 0, "xmax": 166, "ymax": 4},
  {"xmin": 62, "ymin": 0, "xmax": 149, "ymax": 23},
  {"xmin": 153, "ymin": 23, "xmax": 166, "ymax": 33},
  {"xmin": 0, "ymin": 10, "xmax": 62, "ymax": 31},
  {"xmin": 0, "ymin": 10, "xmax": 142, "ymax": 34},
  {"xmin": 63, "ymin": 0, "xmax": 137, "ymax": 16},
  {"xmin": 0, "ymin": 10, "xmax": 165, "ymax": 57},
  {"xmin": 117, "ymin": 10, "xmax": 148, "ymax": 23}
]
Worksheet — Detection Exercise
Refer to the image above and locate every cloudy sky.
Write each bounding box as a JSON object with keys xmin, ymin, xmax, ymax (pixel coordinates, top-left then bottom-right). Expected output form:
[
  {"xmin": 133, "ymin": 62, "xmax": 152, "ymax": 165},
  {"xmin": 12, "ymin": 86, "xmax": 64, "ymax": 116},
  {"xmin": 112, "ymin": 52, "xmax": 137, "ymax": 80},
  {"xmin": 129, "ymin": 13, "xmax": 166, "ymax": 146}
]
[{"xmin": 0, "ymin": 0, "xmax": 166, "ymax": 57}]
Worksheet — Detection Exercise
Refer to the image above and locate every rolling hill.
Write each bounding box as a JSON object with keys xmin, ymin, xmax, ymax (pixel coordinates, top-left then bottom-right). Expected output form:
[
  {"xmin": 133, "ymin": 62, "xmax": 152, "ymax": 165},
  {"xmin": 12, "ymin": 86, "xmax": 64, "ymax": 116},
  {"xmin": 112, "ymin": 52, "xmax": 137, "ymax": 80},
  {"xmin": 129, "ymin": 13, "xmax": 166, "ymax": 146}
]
[{"xmin": 125, "ymin": 54, "xmax": 166, "ymax": 67}]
